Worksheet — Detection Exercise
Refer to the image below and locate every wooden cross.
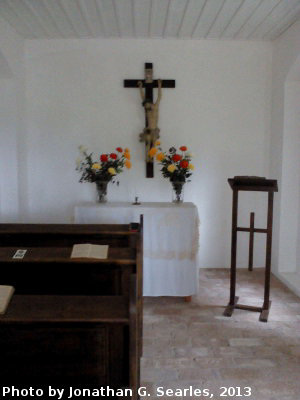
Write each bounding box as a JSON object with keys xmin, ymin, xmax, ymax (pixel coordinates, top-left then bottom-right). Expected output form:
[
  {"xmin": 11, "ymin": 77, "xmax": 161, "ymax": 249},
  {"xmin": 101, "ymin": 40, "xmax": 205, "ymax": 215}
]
[{"xmin": 124, "ymin": 63, "xmax": 175, "ymax": 178}]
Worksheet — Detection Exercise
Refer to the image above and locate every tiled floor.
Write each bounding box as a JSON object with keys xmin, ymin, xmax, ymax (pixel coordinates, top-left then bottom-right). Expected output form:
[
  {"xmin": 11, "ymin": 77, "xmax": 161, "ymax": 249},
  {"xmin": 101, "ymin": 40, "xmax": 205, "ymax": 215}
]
[
  {"xmin": 141, "ymin": 269, "xmax": 300, "ymax": 399},
  {"xmin": 279, "ymin": 271, "xmax": 300, "ymax": 298}
]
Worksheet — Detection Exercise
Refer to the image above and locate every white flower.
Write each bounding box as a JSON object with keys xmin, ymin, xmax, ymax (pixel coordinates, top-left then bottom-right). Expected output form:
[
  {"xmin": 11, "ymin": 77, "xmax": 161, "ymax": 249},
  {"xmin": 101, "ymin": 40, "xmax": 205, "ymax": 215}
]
[{"xmin": 78, "ymin": 145, "xmax": 87, "ymax": 154}]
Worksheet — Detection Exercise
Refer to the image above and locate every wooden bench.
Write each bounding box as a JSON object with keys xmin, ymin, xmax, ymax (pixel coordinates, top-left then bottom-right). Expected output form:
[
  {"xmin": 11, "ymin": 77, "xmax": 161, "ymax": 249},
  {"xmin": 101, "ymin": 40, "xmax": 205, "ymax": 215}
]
[{"xmin": 0, "ymin": 219, "xmax": 143, "ymax": 397}]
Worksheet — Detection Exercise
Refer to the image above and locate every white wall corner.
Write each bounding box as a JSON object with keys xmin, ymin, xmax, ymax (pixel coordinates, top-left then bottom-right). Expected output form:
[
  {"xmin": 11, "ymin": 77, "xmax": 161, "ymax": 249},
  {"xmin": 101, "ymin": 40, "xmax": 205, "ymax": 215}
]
[{"xmin": 0, "ymin": 17, "xmax": 26, "ymax": 222}]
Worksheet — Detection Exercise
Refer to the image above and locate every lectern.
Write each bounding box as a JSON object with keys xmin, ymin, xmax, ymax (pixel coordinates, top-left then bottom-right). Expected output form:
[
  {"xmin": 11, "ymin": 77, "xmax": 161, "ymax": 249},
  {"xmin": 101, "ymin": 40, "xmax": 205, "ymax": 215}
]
[{"xmin": 224, "ymin": 176, "xmax": 278, "ymax": 322}]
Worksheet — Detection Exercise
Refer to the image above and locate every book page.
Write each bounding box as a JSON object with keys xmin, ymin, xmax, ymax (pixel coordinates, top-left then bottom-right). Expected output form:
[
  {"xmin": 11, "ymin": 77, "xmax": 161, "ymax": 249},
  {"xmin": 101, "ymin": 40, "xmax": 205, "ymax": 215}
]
[
  {"xmin": 71, "ymin": 244, "xmax": 90, "ymax": 259},
  {"xmin": 0, "ymin": 285, "xmax": 15, "ymax": 314},
  {"xmin": 89, "ymin": 244, "xmax": 108, "ymax": 259},
  {"xmin": 71, "ymin": 244, "xmax": 109, "ymax": 259}
]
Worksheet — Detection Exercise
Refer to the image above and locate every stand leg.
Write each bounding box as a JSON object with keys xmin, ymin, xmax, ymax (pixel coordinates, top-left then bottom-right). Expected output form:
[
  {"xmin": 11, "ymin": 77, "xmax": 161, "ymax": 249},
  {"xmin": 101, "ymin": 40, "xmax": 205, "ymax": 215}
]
[
  {"xmin": 263, "ymin": 192, "xmax": 274, "ymax": 310},
  {"xmin": 260, "ymin": 301, "xmax": 272, "ymax": 322},
  {"xmin": 224, "ymin": 190, "xmax": 239, "ymax": 317},
  {"xmin": 248, "ymin": 212, "xmax": 255, "ymax": 271},
  {"xmin": 184, "ymin": 296, "xmax": 192, "ymax": 302},
  {"xmin": 260, "ymin": 191, "xmax": 274, "ymax": 322},
  {"xmin": 229, "ymin": 189, "xmax": 238, "ymax": 306},
  {"xmin": 224, "ymin": 296, "xmax": 239, "ymax": 317}
]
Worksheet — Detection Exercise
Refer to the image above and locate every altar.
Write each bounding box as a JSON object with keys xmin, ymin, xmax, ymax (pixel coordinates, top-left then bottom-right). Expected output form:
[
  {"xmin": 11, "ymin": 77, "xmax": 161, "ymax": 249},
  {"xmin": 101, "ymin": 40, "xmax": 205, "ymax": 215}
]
[{"xmin": 74, "ymin": 202, "xmax": 199, "ymax": 297}]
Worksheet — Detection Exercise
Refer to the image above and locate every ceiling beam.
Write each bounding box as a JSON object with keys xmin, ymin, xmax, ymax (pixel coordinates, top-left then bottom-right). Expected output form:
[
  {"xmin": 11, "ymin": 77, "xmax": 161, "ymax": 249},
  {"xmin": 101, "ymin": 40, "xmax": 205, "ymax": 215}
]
[
  {"xmin": 192, "ymin": 0, "xmax": 226, "ymax": 38},
  {"xmin": 235, "ymin": 0, "xmax": 281, "ymax": 39},
  {"xmin": 40, "ymin": 0, "xmax": 78, "ymax": 38},
  {"xmin": 222, "ymin": 0, "xmax": 263, "ymax": 38},
  {"xmin": 149, "ymin": 0, "xmax": 169, "ymax": 37},
  {"xmin": 133, "ymin": 0, "xmax": 152, "ymax": 37},
  {"xmin": 22, "ymin": 0, "xmax": 60, "ymax": 38},
  {"xmin": 207, "ymin": 0, "xmax": 244, "ymax": 38},
  {"xmin": 251, "ymin": 0, "xmax": 300, "ymax": 39},
  {"xmin": 264, "ymin": 1, "xmax": 300, "ymax": 39},
  {"xmin": 164, "ymin": 0, "xmax": 189, "ymax": 38},
  {"xmin": 95, "ymin": 0, "xmax": 119, "ymax": 37},
  {"xmin": 1, "ymin": 0, "xmax": 39, "ymax": 38},
  {"xmin": 58, "ymin": 0, "xmax": 91, "ymax": 37}
]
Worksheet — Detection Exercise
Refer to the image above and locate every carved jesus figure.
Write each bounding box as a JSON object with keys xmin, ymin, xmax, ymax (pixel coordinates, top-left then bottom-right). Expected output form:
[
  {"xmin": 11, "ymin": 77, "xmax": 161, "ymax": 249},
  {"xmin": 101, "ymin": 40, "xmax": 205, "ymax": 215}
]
[{"xmin": 138, "ymin": 79, "xmax": 162, "ymax": 161}]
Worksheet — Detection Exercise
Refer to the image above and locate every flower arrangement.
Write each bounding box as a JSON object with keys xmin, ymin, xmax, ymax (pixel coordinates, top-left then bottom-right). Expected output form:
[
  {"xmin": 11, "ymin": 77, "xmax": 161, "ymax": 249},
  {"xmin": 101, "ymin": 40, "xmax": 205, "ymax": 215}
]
[
  {"xmin": 76, "ymin": 145, "xmax": 131, "ymax": 202},
  {"xmin": 76, "ymin": 145, "xmax": 131, "ymax": 182},
  {"xmin": 149, "ymin": 142, "xmax": 194, "ymax": 202}
]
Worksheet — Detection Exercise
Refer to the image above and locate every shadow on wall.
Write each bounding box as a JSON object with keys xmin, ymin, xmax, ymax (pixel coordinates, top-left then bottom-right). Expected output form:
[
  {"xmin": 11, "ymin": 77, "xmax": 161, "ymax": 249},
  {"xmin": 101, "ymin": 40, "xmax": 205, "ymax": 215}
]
[
  {"xmin": 0, "ymin": 50, "xmax": 19, "ymax": 222},
  {"xmin": 0, "ymin": 50, "xmax": 13, "ymax": 79},
  {"xmin": 278, "ymin": 55, "xmax": 300, "ymax": 274}
]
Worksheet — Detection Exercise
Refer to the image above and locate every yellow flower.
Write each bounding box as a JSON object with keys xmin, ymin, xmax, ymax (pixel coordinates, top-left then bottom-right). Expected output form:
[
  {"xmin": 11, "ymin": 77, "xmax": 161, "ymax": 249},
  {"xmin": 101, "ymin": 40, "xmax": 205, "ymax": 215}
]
[
  {"xmin": 92, "ymin": 163, "xmax": 101, "ymax": 170},
  {"xmin": 155, "ymin": 140, "xmax": 161, "ymax": 146},
  {"xmin": 167, "ymin": 164, "xmax": 177, "ymax": 173},
  {"xmin": 124, "ymin": 152, "xmax": 131, "ymax": 160},
  {"xmin": 125, "ymin": 160, "xmax": 131, "ymax": 169},
  {"xmin": 149, "ymin": 147, "xmax": 157, "ymax": 157},
  {"xmin": 108, "ymin": 167, "xmax": 116, "ymax": 175},
  {"xmin": 156, "ymin": 152, "xmax": 165, "ymax": 161},
  {"xmin": 124, "ymin": 148, "xmax": 130, "ymax": 153},
  {"xmin": 188, "ymin": 163, "xmax": 194, "ymax": 170}
]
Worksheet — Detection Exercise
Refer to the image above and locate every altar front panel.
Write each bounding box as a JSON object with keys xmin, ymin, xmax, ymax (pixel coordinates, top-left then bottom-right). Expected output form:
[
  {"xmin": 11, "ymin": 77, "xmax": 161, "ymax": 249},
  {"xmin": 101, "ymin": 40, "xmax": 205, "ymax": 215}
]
[{"xmin": 74, "ymin": 202, "xmax": 199, "ymax": 296}]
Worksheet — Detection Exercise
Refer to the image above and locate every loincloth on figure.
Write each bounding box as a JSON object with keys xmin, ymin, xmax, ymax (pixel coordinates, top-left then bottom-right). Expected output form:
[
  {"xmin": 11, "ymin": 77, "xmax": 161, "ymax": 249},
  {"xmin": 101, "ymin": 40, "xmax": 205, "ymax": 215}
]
[
  {"xmin": 139, "ymin": 128, "xmax": 160, "ymax": 162},
  {"xmin": 139, "ymin": 127, "xmax": 160, "ymax": 143}
]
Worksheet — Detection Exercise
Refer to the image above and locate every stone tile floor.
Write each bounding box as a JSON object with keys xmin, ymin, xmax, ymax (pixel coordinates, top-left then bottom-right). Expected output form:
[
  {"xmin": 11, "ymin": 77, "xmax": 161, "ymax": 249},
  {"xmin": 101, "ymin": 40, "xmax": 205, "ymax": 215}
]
[{"xmin": 141, "ymin": 269, "xmax": 300, "ymax": 400}]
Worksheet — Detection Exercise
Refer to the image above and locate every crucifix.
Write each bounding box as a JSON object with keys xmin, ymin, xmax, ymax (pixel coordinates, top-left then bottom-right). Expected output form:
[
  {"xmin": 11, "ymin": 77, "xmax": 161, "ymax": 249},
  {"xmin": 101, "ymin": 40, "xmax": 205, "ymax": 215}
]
[{"xmin": 124, "ymin": 63, "xmax": 175, "ymax": 178}]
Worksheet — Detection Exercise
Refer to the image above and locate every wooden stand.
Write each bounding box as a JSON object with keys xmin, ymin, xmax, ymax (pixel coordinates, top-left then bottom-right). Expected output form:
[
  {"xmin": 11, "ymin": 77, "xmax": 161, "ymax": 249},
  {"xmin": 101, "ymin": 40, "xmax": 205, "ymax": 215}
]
[{"xmin": 224, "ymin": 177, "xmax": 278, "ymax": 322}]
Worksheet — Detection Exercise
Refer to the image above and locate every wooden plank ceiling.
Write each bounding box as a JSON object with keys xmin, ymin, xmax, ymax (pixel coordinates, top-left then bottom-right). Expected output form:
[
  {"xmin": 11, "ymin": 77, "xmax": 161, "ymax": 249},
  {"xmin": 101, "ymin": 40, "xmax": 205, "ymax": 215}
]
[{"xmin": 1, "ymin": 0, "xmax": 300, "ymax": 40}]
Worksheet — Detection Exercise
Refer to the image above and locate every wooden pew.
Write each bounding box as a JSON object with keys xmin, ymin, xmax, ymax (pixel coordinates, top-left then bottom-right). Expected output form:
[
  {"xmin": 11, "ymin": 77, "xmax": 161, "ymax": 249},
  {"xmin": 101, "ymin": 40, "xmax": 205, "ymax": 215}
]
[
  {"xmin": 0, "ymin": 223, "xmax": 134, "ymax": 247},
  {"xmin": 0, "ymin": 221, "xmax": 143, "ymax": 295},
  {"xmin": 0, "ymin": 295, "xmax": 130, "ymax": 386},
  {"xmin": 0, "ymin": 219, "xmax": 143, "ymax": 396}
]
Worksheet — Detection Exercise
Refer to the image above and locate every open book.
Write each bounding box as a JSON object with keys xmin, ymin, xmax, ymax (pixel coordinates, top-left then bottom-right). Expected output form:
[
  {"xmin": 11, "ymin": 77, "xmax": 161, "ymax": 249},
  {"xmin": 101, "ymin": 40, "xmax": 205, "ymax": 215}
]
[
  {"xmin": 0, "ymin": 285, "xmax": 15, "ymax": 314},
  {"xmin": 71, "ymin": 244, "xmax": 109, "ymax": 260}
]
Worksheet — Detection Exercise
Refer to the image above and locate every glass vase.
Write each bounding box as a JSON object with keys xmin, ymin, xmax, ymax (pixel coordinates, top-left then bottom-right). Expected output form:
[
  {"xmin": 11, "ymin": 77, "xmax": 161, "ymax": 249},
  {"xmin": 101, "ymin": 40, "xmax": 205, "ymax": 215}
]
[
  {"xmin": 171, "ymin": 181, "xmax": 185, "ymax": 204},
  {"xmin": 96, "ymin": 180, "xmax": 109, "ymax": 203}
]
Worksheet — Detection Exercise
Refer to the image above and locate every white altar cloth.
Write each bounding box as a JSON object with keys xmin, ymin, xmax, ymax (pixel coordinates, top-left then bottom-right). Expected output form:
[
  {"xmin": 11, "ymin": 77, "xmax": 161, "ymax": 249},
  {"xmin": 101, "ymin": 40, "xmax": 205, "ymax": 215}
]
[{"xmin": 74, "ymin": 202, "xmax": 199, "ymax": 296}]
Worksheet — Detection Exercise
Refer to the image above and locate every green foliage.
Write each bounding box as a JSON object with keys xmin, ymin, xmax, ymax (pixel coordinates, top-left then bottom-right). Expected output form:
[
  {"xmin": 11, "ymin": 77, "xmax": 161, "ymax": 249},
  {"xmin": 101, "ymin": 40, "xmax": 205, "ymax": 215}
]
[
  {"xmin": 156, "ymin": 146, "xmax": 193, "ymax": 183},
  {"xmin": 76, "ymin": 148, "xmax": 126, "ymax": 184}
]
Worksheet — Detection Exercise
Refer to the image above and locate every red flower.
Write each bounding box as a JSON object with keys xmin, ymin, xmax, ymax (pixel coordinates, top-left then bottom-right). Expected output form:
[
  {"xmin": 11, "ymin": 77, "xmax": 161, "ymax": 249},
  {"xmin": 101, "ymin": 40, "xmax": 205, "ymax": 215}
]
[
  {"xmin": 116, "ymin": 147, "xmax": 123, "ymax": 153},
  {"xmin": 180, "ymin": 146, "xmax": 187, "ymax": 152},
  {"xmin": 180, "ymin": 160, "xmax": 189, "ymax": 169},
  {"xmin": 100, "ymin": 154, "xmax": 108, "ymax": 162},
  {"xmin": 172, "ymin": 154, "xmax": 182, "ymax": 162},
  {"xmin": 110, "ymin": 153, "xmax": 117, "ymax": 160}
]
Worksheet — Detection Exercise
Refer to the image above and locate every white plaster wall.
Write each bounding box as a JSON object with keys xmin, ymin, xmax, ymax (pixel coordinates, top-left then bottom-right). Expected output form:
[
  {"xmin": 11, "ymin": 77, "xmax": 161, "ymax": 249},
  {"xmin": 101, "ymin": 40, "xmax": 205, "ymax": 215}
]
[
  {"xmin": 0, "ymin": 79, "xmax": 18, "ymax": 220},
  {"xmin": 270, "ymin": 20, "xmax": 300, "ymax": 274},
  {"xmin": 278, "ymin": 82, "xmax": 300, "ymax": 273},
  {"xmin": 298, "ymin": 176, "xmax": 300, "ymax": 269},
  {"xmin": 0, "ymin": 18, "xmax": 24, "ymax": 222},
  {"xmin": 24, "ymin": 39, "xmax": 272, "ymax": 268}
]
